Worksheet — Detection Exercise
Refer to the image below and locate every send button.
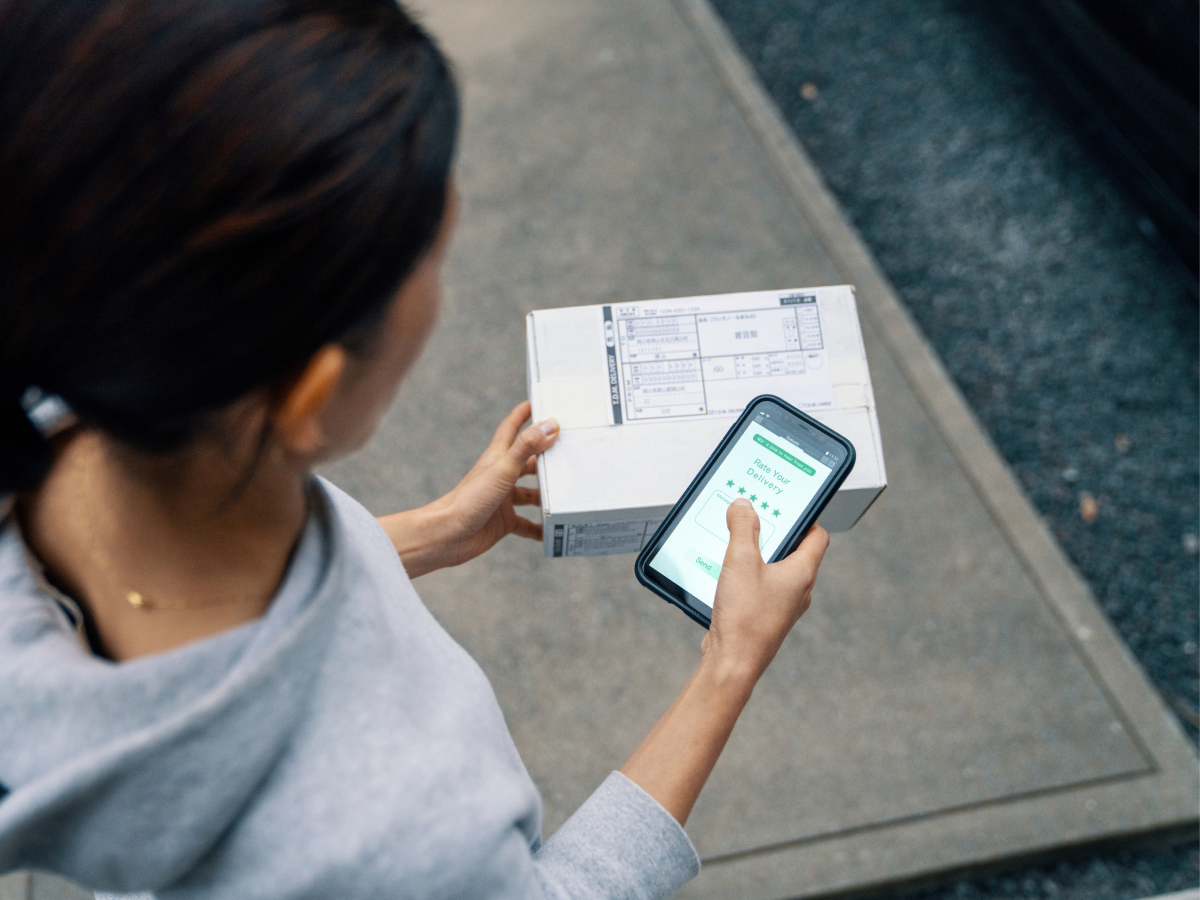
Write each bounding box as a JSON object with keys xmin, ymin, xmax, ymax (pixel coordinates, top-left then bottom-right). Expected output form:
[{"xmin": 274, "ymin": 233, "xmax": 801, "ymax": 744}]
[{"xmin": 693, "ymin": 553, "xmax": 722, "ymax": 580}]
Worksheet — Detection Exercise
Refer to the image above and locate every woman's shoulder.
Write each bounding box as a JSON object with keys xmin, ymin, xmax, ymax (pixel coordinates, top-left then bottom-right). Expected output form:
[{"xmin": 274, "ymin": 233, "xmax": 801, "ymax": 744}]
[
  {"xmin": 0, "ymin": 505, "xmax": 90, "ymax": 652},
  {"xmin": 314, "ymin": 477, "xmax": 409, "ymax": 572}
]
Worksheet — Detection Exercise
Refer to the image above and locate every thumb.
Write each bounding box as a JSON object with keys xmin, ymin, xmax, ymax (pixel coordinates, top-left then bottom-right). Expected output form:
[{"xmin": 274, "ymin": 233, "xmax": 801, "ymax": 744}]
[
  {"xmin": 724, "ymin": 498, "xmax": 762, "ymax": 564},
  {"xmin": 495, "ymin": 418, "xmax": 559, "ymax": 484}
]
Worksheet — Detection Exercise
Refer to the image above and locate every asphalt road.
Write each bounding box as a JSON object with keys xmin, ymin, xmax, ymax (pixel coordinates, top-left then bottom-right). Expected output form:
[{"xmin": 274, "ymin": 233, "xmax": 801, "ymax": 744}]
[{"xmin": 708, "ymin": 0, "xmax": 1199, "ymax": 897}]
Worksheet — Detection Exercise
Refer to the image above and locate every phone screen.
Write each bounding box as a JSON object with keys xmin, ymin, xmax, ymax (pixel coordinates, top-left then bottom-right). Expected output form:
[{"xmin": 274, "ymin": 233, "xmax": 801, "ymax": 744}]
[{"xmin": 647, "ymin": 404, "xmax": 846, "ymax": 609}]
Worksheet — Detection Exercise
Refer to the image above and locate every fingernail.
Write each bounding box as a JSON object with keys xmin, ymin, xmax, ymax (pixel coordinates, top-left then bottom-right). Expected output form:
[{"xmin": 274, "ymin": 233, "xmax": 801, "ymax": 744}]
[
  {"xmin": 731, "ymin": 498, "xmax": 752, "ymax": 508},
  {"xmin": 537, "ymin": 418, "xmax": 559, "ymax": 436}
]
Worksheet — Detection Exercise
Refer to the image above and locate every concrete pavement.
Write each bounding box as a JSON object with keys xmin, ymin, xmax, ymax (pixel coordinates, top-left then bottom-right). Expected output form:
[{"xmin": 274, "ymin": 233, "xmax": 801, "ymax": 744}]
[
  {"xmin": 8, "ymin": 0, "xmax": 1196, "ymax": 897},
  {"xmin": 324, "ymin": 0, "xmax": 1195, "ymax": 896}
]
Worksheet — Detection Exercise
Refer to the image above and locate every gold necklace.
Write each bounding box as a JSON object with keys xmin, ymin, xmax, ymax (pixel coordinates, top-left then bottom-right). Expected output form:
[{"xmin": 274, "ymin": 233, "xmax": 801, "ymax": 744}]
[{"xmin": 80, "ymin": 452, "xmax": 268, "ymax": 612}]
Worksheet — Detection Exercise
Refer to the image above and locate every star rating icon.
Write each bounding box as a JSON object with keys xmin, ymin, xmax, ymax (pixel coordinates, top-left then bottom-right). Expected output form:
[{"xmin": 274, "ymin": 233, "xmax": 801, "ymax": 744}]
[
  {"xmin": 760, "ymin": 500, "xmax": 770, "ymax": 510},
  {"xmin": 737, "ymin": 486, "xmax": 746, "ymax": 495},
  {"xmin": 772, "ymin": 508, "xmax": 781, "ymax": 517},
  {"xmin": 749, "ymin": 494, "xmax": 758, "ymax": 502},
  {"xmin": 726, "ymin": 479, "xmax": 734, "ymax": 488}
]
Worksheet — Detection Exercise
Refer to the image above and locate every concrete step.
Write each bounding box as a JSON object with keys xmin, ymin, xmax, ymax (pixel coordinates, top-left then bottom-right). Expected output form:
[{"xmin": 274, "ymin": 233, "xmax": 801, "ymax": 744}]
[{"xmin": 0, "ymin": 873, "xmax": 90, "ymax": 900}]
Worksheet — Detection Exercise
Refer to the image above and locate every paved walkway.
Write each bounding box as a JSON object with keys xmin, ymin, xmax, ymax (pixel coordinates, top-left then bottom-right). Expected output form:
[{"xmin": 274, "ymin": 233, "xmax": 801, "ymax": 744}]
[
  {"xmin": 325, "ymin": 0, "xmax": 1195, "ymax": 896},
  {"xmin": 7, "ymin": 0, "xmax": 1195, "ymax": 897}
]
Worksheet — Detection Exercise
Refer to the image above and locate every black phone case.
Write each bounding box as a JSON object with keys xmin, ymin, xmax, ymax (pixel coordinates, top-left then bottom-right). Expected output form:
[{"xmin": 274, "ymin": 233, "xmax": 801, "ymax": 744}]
[{"xmin": 634, "ymin": 394, "xmax": 856, "ymax": 628}]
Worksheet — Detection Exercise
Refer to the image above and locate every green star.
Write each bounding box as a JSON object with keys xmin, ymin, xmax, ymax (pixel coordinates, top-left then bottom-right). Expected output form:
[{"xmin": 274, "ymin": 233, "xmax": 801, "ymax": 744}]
[
  {"xmin": 726, "ymin": 479, "xmax": 734, "ymax": 488},
  {"xmin": 760, "ymin": 500, "xmax": 770, "ymax": 510},
  {"xmin": 749, "ymin": 494, "xmax": 758, "ymax": 502},
  {"xmin": 772, "ymin": 508, "xmax": 781, "ymax": 517},
  {"xmin": 737, "ymin": 486, "xmax": 746, "ymax": 495}
]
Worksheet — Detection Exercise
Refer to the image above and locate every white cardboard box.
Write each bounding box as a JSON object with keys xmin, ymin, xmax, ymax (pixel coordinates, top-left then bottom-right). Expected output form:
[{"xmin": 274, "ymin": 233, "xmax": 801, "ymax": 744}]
[{"xmin": 526, "ymin": 286, "xmax": 886, "ymax": 557}]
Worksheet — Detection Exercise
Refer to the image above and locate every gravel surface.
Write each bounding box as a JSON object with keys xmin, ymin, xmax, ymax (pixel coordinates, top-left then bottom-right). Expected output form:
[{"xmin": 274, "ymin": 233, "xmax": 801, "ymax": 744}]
[{"xmin": 708, "ymin": 0, "xmax": 1199, "ymax": 897}]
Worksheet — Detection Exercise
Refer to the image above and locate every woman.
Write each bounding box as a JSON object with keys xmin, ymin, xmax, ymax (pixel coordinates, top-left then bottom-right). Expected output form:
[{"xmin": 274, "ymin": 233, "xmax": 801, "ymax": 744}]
[{"xmin": 0, "ymin": 0, "xmax": 829, "ymax": 897}]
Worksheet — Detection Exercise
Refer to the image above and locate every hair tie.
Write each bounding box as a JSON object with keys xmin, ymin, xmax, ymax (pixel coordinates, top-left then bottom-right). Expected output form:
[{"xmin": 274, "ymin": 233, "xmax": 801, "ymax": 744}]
[
  {"xmin": 19, "ymin": 386, "xmax": 77, "ymax": 436},
  {"xmin": 0, "ymin": 378, "xmax": 56, "ymax": 494}
]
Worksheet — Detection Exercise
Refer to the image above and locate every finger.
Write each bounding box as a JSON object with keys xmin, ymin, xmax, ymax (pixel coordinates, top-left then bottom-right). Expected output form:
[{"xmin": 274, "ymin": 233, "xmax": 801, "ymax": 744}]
[
  {"xmin": 464, "ymin": 402, "xmax": 534, "ymax": 479},
  {"xmin": 520, "ymin": 454, "xmax": 539, "ymax": 477},
  {"xmin": 491, "ymin": 401, "xmax": 533, "ymax": 448},
  {"xmin": 512, "ymin": 516, "xmax": 543, "ymax": 541},
  {"xmin": 724, "ymin": 498, "xmax": 763, "ymax": 566},
  {"xmin": 496, "ymin": 419, "xmax": 559, "ymax": 482},
  {"xmin": 511, "ymin": 486, "xmax": 540, "ymax": 507}
]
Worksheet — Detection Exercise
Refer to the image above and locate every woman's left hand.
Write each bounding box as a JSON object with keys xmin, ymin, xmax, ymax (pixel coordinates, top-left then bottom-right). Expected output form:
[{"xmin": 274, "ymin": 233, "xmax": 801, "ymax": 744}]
[{"xmin": 377, "ymin": 401, "xmax": 559, "ymax": 577}]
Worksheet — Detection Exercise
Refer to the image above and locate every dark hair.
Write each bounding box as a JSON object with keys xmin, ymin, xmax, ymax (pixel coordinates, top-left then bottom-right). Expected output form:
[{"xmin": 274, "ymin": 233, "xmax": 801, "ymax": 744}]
[{"xmin": 0, "ymin": 0, "xmax": 459, "ymax": 494}]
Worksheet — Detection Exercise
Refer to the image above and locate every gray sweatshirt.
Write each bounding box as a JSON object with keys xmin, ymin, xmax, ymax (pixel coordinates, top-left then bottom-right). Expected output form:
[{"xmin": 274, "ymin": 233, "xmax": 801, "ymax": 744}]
[{"xmin": 0, "ymin": 479, "xmax": 699, "ymax": 898}]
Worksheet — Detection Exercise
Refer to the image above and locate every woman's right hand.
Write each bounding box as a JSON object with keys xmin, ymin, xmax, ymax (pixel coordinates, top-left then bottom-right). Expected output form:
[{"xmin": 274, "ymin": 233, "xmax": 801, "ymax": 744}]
[
  {"xmin": 619, "ymin": 497, "xmax": 829, "ymax": 826},
  {"xmin": 702, "ymin": 498, "xmax": 829, "ymax": 684}
]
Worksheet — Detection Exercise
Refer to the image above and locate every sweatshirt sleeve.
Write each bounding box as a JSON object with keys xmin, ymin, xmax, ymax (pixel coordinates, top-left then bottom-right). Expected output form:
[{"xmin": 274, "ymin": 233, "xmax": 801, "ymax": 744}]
[{"xmin": 531, "ymin": 771, "xmax": 700, "ymax": 900}]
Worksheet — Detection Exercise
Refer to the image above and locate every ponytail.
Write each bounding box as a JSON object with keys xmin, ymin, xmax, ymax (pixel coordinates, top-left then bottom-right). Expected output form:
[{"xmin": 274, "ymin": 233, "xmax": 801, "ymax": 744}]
[{"xmin": 0, "ymin": 0, "xmax": 459, "ymax": 494}]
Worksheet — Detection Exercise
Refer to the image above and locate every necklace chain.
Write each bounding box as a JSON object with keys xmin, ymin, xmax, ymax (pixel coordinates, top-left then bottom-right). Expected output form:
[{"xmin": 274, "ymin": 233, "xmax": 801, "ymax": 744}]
[{"xmin": 81, "ymin": 452, "xmax": 268, "ymax": 612}]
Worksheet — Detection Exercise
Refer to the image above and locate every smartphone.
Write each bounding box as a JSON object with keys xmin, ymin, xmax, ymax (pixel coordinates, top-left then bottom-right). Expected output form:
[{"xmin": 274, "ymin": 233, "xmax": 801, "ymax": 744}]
[{"xmin": 634, "ymin": 395, "xmax": 855, "ymax": 628}]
